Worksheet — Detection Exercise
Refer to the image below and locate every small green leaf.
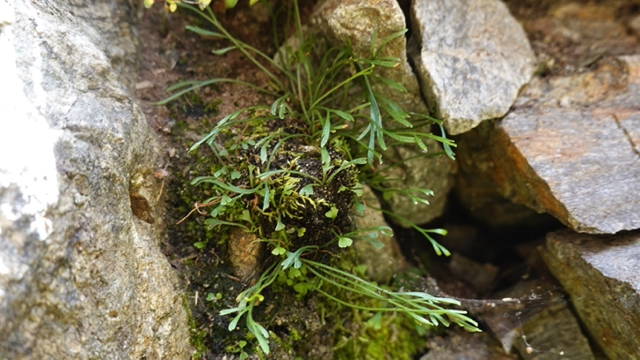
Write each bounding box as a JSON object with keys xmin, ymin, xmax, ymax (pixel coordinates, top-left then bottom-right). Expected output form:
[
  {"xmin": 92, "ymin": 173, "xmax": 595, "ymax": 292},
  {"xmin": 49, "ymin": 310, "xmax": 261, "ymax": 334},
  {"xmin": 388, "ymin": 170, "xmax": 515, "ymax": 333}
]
[
  {"xmin": 351, "ymin": 183, "xmax": 364, "ymax": 197},
  {"xmin": 225, "ymin": 0, "xmax": 238, "ymax": 8},
  {"xmin": 194, "ymin": 241, "xmax": 206, "ymax": 249},
  {"xmin": 239, "ymin": 210, "xmax": 252, "ymax": 222},
  {"xmin": 321, "ymin": 114, "xmax": 331, "ymax": 148},
  {"xmin": 212, "ymin": 46, "xmax": 237, "ymax": 55},
  {"xmin": 299, "ymin": 184, "xmax": 314, "ymax": 196},
  {"xmin": 231, "ymin": 170, "xmax": 241, "ymax": 180},
  {"xmin": 367, "ymin": 312, "xmax": 383, "ymax": 330},
  {"xmin": 331, "ymin": 109, "xmax": 354, "ymax": 122},
  {"xmin": 288, "ymin": 267, "xmax": 301, "ymax": 278},
  {"xmin": 293, "ymin": 282, "xmax": 312, "ymax": 296},
  {"xmin": 297, "ymin": 227, "xmax": 306, "ymax": 237},
  {"xmin": 206, "ymin": 293, "xmax": 216, "ymax": 301},
  {"xmin": 366, "ymin": 238, "xmax": 384, "ymax": 250},
  {"xmin": 325, "ymin": 206, "xmax": 338, "ymax": 219},
  {"xmin": 262, "ymin": 183, "xmax": 270, "ymax": 210},
  {"xmin": 272, "ymin": 246, "xmax": 286, "ymax": 255},
  {"xmin": 338, "ymin": 236, "xmax": 353, "ymax": 248}
]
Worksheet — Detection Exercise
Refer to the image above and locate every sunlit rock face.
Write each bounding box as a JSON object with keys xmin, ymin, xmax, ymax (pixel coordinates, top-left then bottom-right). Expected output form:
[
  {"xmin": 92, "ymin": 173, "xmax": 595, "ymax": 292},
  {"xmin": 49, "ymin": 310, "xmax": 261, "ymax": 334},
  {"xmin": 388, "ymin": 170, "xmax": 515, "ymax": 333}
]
[{"xmin": 0, "ymin": 0, "xmax": 191, "ymax": 358}]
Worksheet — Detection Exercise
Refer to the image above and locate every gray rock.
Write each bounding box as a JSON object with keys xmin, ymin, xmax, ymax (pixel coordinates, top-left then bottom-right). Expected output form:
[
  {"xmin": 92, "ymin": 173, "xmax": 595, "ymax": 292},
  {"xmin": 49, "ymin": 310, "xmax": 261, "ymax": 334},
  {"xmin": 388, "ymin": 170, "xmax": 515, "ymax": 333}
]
[
  {"xmin": 421, "ymin": 329, "xmax": 518, "ymax": 360},
  {"xmin": 541, "ymin": 229, "xmax": 640, "ymax": 360},
  {"xmin": 377, "ymin": 143, "xmax": 456, "ymax": 227},
  {"xmin": 453, "ymin": 2, "xmax": 640, "ymax": 234},
  {"xmin": 411, "ymin": 0, "xmax": 536, "ymax": 135},
  {"xmin": 312, "ymin": 0, "xmax": 429, "ymax": 116},
  {"xmin": 353, "ymin": 185, "xmax": 407, "ymax": 284},
  {"xmin": 480, "ymin": 279, "xmax": 595, "ymax": 360},
  {"xmin": 0, "ymin": 0, "xmax": 191, "ymax": 358},
  {"xmin": 505, "ymin": 57, "xmax": 639, "ymax": 234}
]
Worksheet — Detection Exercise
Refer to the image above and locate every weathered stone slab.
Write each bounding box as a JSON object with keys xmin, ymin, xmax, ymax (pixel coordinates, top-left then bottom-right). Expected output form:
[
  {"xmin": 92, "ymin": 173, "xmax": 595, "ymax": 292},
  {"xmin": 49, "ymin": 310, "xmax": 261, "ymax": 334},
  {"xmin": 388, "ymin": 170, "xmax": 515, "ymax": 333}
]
[
  {"xmin": 454, "ymin": 1, "xmax": 640, "ymax": 234},
  {"xmin": 0, "ymin": 0, "xmax": 190, "ymax": 358},
  {"xmin": 456, "ymin": 49, "xmax": 640, "ymax": 234},
  {"xmin": 410, "ymin": 0, "xmax": 536, "ymax": 135},
  {"xmin": 540, "ymin": 229, "xmax": 640, "ymax": 360}
]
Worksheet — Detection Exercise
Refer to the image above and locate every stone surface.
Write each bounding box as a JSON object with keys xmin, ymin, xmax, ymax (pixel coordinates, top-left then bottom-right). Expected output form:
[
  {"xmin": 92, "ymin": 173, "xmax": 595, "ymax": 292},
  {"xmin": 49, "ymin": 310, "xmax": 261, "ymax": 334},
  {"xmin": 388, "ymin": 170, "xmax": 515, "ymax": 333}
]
[
  {"xmin": 455, "ymin": 1, "xmax": 640, "ymax": 234},
  {"xmin": 377, "ymin": 143, "xmax": 456, "ymax": 226},
  {"xmin": 448, "ymin": 253, "xmax": 497, "ymax": 294},
  {"xmin": 541, "ymin": 229, "xmax": 640, "ymax": 360},
  {"xmin": 312, "ymin": 0, "xmax": 429, "ymax": 116},
  {"xmin": 353, "ymin": 185, "xmax": 407, "ymax": 284},
  {"xmin": 457, "ymin": 56, "xmax": 640, "ymax": 234},
  {"xmin": 410, "ymin": 0, "xmax": 536, "ymax": 135},
  {"xmin": 421, "ymin": 328, "xmax": 518, "ymax": 360},
  {"xmin": 0, "ymin": 0, "xmax": 191, "ymax": 358},
  {"xmin": 312, "ymin": 0, "xmax": 456, "ymax": 227},
  {"xmin": 480, "ymin": 278, "xmax": 595, "ymax": 360}
]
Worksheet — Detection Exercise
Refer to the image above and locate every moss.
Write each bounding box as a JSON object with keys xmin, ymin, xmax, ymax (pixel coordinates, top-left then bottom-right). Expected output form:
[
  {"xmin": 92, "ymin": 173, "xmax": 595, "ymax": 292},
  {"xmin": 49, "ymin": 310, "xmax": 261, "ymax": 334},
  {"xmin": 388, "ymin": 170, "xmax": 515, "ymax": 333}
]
[
  {"xmin": 183, "ymin": 293, "xmax": 209, "ymax": 358},
  {"xmin": 300, "ymin": 255, "xmax": 428, "ymax": 359}
]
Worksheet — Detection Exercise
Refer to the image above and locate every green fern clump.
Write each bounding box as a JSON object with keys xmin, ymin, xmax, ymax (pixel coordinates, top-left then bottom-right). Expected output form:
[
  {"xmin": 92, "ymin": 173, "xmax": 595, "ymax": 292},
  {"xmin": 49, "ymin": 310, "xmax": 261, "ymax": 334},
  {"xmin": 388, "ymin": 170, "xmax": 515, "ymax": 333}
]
[{"xmin": 157, "ymin": 0, "xmax": 479, "ymax": 355}]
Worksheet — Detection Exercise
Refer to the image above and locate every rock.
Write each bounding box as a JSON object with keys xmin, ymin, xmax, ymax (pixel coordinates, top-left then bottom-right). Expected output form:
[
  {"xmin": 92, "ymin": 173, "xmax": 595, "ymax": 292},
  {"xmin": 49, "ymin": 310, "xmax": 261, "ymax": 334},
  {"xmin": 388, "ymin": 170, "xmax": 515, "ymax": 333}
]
[
  {"xmin": 228, "ymin": 227, "xmax": 262, "ymax": 281},
  {"xmin": 454, "ymin": 122, "xmax": 563, "ymax": 234},
  {"xmin": 479, "ymin": 278, "xmax": 595, "ymax": 360},
  {"xmin": 448, "ymin": 253, "xmax": 497, "ymax": 294},
  {"xmin": 353, "ymin": 185, "xmax": 407, "ymax": 284},
  {"xmin": 377, "ymin": 142, "xmax": 456, "ymax": 227},
  {"xmin": 0, "ymin": 0, "xmax": 190, "ymax": 358},
  {"xmin": 312, "ymin": 0, "xmax": 456, "ymax": 227},
  {"xmin": 457, "ymin": 55, "xmax": 640, "ymax": 234},
  {"xmin": 410, "ymin": 0, "xmax": 536, "ymax": 135},
  {"xmin": 454, "ymin": 1, "xmax": 640, "ymax": 234},
  {"xmin": 421, "ymin": 328, "xmax": 518, "ymax": 360},
  {"xmin": 540, "ymin": 229, "xmax": 640, "ymax": 360},
  {"xmin": 312, "ymin": 0, "xmax": 429, "ymax": 116}
]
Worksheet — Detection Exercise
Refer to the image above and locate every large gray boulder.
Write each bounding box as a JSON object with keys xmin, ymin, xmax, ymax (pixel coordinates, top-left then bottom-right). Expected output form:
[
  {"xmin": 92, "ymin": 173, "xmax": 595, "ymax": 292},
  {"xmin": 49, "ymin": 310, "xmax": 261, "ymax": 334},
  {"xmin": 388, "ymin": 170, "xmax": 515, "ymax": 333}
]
[
  {"xmin": 411, "ymin": 0, "xmax": 536, "ymax": 135},
  {"xmin": 0, "ymin": 0, "xmax": 191, "ymax": 358}
]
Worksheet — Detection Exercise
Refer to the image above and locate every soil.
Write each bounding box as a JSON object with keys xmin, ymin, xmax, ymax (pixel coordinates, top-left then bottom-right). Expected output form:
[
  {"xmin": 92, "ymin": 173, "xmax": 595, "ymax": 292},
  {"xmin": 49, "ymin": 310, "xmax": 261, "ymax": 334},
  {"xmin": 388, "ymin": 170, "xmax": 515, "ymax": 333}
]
[{"xmin": 136, "ymin": 2, "xmax": 331, "ymax": 358}]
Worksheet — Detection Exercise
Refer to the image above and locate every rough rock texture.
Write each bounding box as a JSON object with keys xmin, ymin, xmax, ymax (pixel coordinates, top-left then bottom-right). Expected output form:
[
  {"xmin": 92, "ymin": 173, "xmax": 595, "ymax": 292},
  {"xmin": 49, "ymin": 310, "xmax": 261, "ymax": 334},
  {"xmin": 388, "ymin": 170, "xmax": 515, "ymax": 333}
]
[
  {"xmin": 0, "ymin": 0, "xmax": 191, "ymax": 358},
  {"xmin": 312, "ymin": 0, "xmax": 456, "ymax": 226},
  {"xmin": 480, "ymin": 279, "xmax": 594, "ymax": 360},
  {"xmin": 312, "ymin": 0, "xmax": 428, "ymax": 116},
  {"xmin": 377, "ymin": 143, "xmax": 456, "ymax": 226},
  {"xmin": 228, "ymin": 227, "xmax": 262, "ymax": 281},
  {"xmin": 410, "ymin": 0, "xmax": 536, "ymax": 135},
  {"xmin": 353, "ymin": 185, "xmax": 407, "ymax": 284},
  {"xmin": 457, "ymin": 56, "xmax": 640, "ymax": 234},
  {"xmin": 541, "ymin": 229, "xmax": 640, "ymax": 360},
  {"xmin": 420, "ymin": 329, "xmax": 518, "ymax": 360},
  {"xmin": 454, "ymin": 2, "xmax": 640, "ymax": 234}
]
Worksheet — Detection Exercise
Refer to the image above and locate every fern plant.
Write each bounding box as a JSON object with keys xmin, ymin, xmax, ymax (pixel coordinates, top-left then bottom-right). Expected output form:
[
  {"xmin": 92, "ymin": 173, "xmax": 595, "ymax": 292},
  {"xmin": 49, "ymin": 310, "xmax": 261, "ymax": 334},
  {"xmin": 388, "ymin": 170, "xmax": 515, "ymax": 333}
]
[{"xmin": 159, "ymin": 0, "xmax": 479, "ymax": 355}]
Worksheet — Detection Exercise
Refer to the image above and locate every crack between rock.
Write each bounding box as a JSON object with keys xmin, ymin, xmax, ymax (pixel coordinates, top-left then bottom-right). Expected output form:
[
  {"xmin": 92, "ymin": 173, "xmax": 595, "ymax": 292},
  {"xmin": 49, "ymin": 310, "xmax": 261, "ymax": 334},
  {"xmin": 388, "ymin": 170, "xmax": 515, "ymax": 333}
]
[{"xmin": 612, "ymin": 114, "xmax": 640, "ymax": 157}]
